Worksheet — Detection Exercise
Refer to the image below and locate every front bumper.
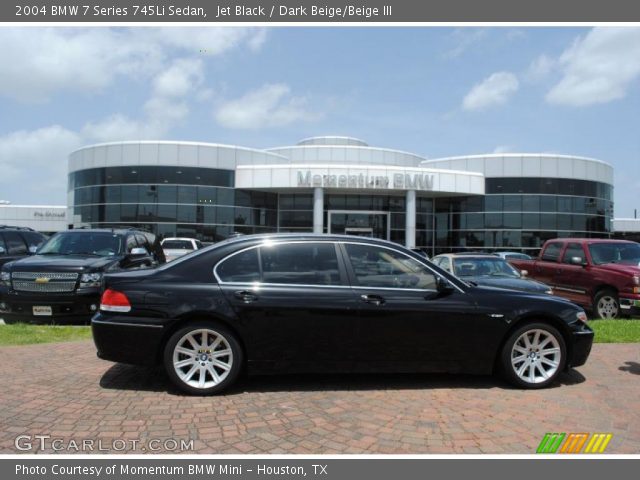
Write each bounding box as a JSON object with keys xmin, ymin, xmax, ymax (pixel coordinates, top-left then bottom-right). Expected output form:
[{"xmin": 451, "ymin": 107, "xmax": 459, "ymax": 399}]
[
  {"xmin": 619, "ymin": 296, "xmax": 640, "ymax": 317},
  {"xmin": 568, "ymin": 323, "xmax": 594, "ymax": 368},
  {"xmin": 91, "ymin": 313, "xmax": 166, "ymax": 366},
  {"xmin": 0, "ymin": 289, "xmax": 100, "ymax": 324}
]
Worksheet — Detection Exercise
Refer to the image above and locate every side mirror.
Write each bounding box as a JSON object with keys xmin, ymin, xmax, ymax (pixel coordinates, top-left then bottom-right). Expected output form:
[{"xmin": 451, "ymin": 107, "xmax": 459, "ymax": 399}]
[
  {"xmin": 28, "ymin": 245, "xmax": 38, "ymax": 255},
  {"xmin": 570, "ymin": 256, "xmax": 585, "ymax": 266},
  {"xmin": 436, "ymin": 277, "xmax": 455, "ymax": 294},
  {"xmin": 520, "ymin": 269, "xmax": 528, "ymax": 277},
  {"xmin": 129, "ymin": 247, "xmax": 148, "ymax": 257}
]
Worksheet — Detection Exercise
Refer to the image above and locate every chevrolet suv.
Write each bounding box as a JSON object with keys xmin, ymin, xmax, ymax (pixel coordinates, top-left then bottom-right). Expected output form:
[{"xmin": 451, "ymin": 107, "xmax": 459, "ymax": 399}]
[{"xmin": 0, "ymin": 228, "xmax": 165, "ymax": 324}]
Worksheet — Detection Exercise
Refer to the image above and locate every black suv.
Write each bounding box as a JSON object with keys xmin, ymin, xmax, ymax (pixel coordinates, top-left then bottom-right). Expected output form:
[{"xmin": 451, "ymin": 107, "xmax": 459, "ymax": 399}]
[
  {"xmin": 0, "ymin": 226, "xmax": 47, "ymax": 268},
  {"xmin": 0, "ymin": 228, "xmax": 165, "ymax": 324}
]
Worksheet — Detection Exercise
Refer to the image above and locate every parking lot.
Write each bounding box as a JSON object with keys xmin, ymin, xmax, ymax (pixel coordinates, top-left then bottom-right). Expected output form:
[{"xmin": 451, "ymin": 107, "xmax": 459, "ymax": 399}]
[{"xmin": 0, "ymin": 341, "xmax": 638, "ymax": 454}]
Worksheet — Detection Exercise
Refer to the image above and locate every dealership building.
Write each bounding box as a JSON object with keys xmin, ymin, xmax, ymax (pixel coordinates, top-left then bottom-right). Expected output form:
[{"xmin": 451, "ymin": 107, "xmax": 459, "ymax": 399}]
[{"xmin": 67, "ymin": 136, "xmax": 615, "ymax": 255}]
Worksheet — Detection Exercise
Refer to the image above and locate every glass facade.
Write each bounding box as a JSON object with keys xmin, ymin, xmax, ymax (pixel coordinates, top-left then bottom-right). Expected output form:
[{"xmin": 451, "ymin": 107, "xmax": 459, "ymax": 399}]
[
  {"xmin": 69, "ymin": 166, "xmax": 278, "ymax": 242},
  {"xmin": 69, "ymin": 165, "xmax": 613, "ymax": 252}
]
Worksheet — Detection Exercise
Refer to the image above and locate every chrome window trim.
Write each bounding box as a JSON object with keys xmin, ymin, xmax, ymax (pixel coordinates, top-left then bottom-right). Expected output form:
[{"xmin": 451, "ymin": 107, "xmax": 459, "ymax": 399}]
[
  {"xmin": 213, "ymin": 239, "xmax": 465, "ymax": 294},
  {"xmin": 213, "ymin": 240, "xmax": 344, "ymax": 286}
]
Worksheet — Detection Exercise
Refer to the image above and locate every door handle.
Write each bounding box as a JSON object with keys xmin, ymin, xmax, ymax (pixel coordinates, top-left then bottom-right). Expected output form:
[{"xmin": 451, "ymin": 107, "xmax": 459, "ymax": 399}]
[
  {"xmin": 360, "ymin": 294, "xmax": 385, "ymax": 306},
  {"xmin": 234, "ymin": 290, "xmax": 258, "ymax": 303}
]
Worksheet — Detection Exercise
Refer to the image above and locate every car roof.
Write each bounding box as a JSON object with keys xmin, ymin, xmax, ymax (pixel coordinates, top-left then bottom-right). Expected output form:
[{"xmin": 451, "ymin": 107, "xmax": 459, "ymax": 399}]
[
  {"xmin": 58, "ymin": 229, "xmax": 133, "ymax": 235},
  {"xmin": 434, "ymin": 253, "xmax": 500, "ymax": 259},
  {"xmin": 214, "ymin": 233, "xmax": 412, "ymax": 249},
  {"xmin": 547, "ymin": 238, "xmax": 635, "ymax": 244},
  {"xmin": 162, "ymin": 237, "xmax": 197, "ymax": 242}
]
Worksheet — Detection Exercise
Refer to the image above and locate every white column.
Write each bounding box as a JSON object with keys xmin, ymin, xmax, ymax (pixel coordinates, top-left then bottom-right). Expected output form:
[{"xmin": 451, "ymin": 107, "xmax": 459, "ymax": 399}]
[
  {"xmin": 313, "ymin": 187, "xmax": 324, "ymax": 234},
  {"xmin": 405, "ymin": 190, "xmax": 416, "ymax": 249}
]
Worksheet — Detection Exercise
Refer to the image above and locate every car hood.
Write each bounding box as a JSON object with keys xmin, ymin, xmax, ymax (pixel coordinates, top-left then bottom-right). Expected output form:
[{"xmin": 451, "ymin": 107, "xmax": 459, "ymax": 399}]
[
  {"xmin": 595, "ymin": 262, "xmax": 640, "ymax": 275},
  {"xmin": 462, "ymin": 276, "xmax": 551, "ymax": 294},
  {"xmin": 4, "ymin": 254, "xmax": 120, "ymax": 272}
]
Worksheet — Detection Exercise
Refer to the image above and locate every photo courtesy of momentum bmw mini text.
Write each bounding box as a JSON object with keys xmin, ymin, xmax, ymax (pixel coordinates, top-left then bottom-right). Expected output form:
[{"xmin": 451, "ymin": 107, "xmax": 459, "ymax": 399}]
[{"xmin": 0, "ymin": 0, "xmax": 639, "ymax": 479}]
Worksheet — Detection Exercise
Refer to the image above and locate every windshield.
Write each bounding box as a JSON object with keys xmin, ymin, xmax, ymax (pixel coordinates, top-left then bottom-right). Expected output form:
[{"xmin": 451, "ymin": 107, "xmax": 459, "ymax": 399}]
[
  {"xmin": 588, "ymin": 242, "xmax": 640, "ymax": 265},
  {"xmin": 162, "ymin": 240, "xmax": 194, "ymax": 250},
  {"xmin": 453, "ymin": 257, "xmax": 521, "ymax": 278},
  {"xmin": 38, "ymin": 232, "xmax": 122, "ymax": 256}
]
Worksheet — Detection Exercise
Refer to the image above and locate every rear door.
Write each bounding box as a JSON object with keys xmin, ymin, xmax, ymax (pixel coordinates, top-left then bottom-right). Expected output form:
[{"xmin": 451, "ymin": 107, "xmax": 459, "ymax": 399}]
[
  {"xmin": 555, "ymin": 242, "xmax": 591, "ymax": 307},
  {"xmin": 216, "ymin": 241, "xmax": 360, "ymax": 371},
  {"xmin": 532, "ymin": 241, "xmax": 564, "ymax": 285},
  {"xmin": 340, "ymin": 242, "xmax": 485, "ymax": 373}
]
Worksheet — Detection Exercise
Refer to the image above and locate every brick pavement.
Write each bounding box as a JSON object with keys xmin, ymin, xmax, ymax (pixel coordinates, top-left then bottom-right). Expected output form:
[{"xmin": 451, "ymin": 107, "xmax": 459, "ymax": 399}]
[{"xmin": 0, "ymin": 341, "xmax": 638, "ymax": 454}]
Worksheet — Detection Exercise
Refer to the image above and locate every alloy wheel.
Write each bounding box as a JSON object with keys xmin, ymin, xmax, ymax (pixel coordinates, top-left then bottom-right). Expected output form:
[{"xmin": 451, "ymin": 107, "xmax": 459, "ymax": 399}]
[
  {"xmin": 172, "ymin": 328, "xmax": 233, "ymax": 389},
  {"xmin": 510, "ymin": 328, "xmax": 562, "ymax": 385}
]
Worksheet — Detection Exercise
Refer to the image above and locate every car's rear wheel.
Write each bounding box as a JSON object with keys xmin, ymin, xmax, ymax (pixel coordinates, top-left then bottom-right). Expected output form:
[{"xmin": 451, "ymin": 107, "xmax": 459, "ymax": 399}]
[
  {"xmin": 163, "ymin": 321, "xmax": 242, "ymax": 395},
  {"xmin": 593, "ymin": 289, "xmax": 619, "ymax": 319},
  {"xmin": 500, "ymin": 322, "xmax": 566, "ymax": 389}
]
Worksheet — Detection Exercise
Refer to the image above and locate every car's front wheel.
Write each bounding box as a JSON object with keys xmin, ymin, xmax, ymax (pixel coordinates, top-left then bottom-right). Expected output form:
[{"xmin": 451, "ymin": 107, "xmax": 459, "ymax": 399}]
[
  {"xmin": 593, "ymin": 289, "xmax": 619, "ymax": 319},
  {"xmin": 164, "ymin": 321, "xmax": 243, "ymax": 395},
  {"xmin": 500, "ymin": 322, "xmax": 566, "ymax": 389}
]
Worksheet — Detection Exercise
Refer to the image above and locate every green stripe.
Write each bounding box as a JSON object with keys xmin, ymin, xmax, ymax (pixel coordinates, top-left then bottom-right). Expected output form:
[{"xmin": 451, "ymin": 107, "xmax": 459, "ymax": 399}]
[
  {"xmin": 536, "ymin": 433, "xmax": 553, "ymax": 453},
  {"xmin": 549, "ymin": 433, "xmax": 566, "ymax": 453},
  {"xmin": 537, "ymin": 433, "xmax": 566, "ymax": 453}
]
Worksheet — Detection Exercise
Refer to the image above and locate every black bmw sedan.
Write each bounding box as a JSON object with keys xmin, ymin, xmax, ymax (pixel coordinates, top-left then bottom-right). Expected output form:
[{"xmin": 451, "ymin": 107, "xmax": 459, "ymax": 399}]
[{"xmin": 91, "ymin": 234, "xmax": 594, "ymax": 395}]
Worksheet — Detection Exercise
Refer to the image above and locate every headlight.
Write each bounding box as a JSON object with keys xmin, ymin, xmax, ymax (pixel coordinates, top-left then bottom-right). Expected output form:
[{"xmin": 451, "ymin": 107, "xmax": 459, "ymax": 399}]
[
  {"xmin": 80, "ymin": 272, "xmax": 102, "ymax": 288},
  {"xmin": 576, "ymin": 311, "xmax": 588, "ymax": 324},
  {"xmin": 0, "ymin": 271, "xmax": 10, "ymax": 286}
]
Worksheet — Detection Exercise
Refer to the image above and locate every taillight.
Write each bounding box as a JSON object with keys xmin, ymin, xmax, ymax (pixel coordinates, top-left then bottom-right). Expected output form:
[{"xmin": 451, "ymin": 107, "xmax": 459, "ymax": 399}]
[{"xmin": 100, "ymin": 289, "xmax": 132, "ymax": 313}]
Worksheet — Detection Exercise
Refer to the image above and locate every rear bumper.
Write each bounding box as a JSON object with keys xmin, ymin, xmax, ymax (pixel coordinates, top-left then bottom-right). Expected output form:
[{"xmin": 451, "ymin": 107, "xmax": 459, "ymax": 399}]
[
  {"xmin": 568, "ymin": 324, "xmax": 594, "ymax": 368},
  {"xmin": 0, "ymin": 289, "xmax": 100, "ymax": 324},
  {"xmin": 91, "ymin": 313, "xmax": 166, "ymax": 366}
]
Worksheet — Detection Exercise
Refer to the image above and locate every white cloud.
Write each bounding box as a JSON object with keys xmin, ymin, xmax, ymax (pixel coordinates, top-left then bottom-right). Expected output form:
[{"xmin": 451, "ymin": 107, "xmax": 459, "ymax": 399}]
[
  {"xmin": 214, "ymin": 84, "xmax": 319, "ymax": 129},
  {"xmin": 0, "ymin": 126, "xmax": 82, "ymax": 191},
  {"xmin": 0, "ymin": 27, "xmax": 266, "ymax": 103},
  {"xmin": 526, "ymin": 54, "xmax": 555, "ymax": 82},
  {"xmin": 546, "ymin": 27, "xmax": 640, "ymax": 106},
  {"xmin": 462, "ymin": 72, "xmax": 519, "ymax": 111},
  {"xmin": 151, "ymin": 58, "xmax": 204, "ymax": 98},
  {"xmin": 444, "ymin": 29, "xmax": 488, "ymax": 59}
]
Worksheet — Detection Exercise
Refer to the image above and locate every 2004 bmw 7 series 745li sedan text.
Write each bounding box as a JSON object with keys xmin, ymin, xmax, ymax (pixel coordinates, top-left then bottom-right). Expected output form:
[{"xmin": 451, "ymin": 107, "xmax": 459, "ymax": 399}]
[{"xmin": 91, "ymin": 234, "xmax": 594, "ymax": 395}]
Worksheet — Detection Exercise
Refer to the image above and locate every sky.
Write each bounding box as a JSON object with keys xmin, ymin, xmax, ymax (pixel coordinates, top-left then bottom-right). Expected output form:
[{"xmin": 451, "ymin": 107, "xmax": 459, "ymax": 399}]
[{"xmin": 0, "ymin": 27, "xmax": 638, "ymax": 217}]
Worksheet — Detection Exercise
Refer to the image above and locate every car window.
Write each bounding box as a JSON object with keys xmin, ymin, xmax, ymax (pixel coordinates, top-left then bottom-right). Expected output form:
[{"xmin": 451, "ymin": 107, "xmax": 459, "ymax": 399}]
[
  {"xmin": 21, "ymin": 232, "xmax": 46, "ymax": 249},
  {"xmin": 439, "ymin": 257, "xmax": 451, "ymax": 272},
  {"xmin": 260, "ymin": 243, "xmax": 341, "ymax": 286},
  {"xmin": 541, "ymin": 242, "xmax": 563, "ymax": 262},
  {"xmin": 0, "ymin": 234, "xmax": 7, "ymax": 254},
  {"xmin": 453, "ymin": 257, "xmax": 520, "ymax": 278},
  {"xmin": 195, "ymin": 241, "xmax": 203, "ymax": 249},
  {"xmin": 562, "ymin": 243, "xmax": 585, "ymax": 264},
  {"xmin": 163, "ymin": 240, "xmax": 194, "ymax": 250},
  {"xmin": 126, "ymin": 235, "xmax": 138, "ymax": 253},
  {"xmin": 217, "ymin": 248, "xmax": 261, "ymax": 283},
  {"xmin": 135, "ymin": 234, "xmax": 149, "ymax": 253},
  {"xmin": 345, "ymin": 243, "xmax": 436, "ymax": 290},
  {"xmin": 38, "ymin": 232, "xmax": 122, "ymax": 256},
  {"xmin": 2, "ymin": 231, "xmax": 28, "ymax": 255}
]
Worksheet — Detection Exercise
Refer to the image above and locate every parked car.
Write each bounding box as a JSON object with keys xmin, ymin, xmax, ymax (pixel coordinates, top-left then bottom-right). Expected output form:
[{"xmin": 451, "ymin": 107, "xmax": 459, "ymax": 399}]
[
  {"xmin": 92, "ymin": 234, "xmax": 593, "ymax": 394},
  {"xmin": 0, "ymin": 228, "xmax": 165, "ymax": 324},
  {"xmin": 509, "ymin": 238, "xmax": 640, "ymax": 319},
  {"xmin": 495, "ymin": 251, "xmax": 533, "ymax": 261},
  {"xmin": 0, "ymin": 226, "xmax": 47, "ymax": 268},
  {"xmin": 161, "ymin": 237, "xmax": 203, "ymax": 262},
  {"xmin": 432, "ymin": 253, "xmax": 553, "ymax": 295}
]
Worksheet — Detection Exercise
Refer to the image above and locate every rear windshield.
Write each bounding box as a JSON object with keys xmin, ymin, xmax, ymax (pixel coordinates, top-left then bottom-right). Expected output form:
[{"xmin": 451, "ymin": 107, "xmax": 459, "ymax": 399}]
[
  {"xmin": 162, "ymin": 240, "xmax": 194, "ymax": 250},
  {"xmin": 588, "ymin": 243, "xmax": 640, "ymax": 265},
  {"xmin": 38, "ymin": 232, "xmax": 122, "ymax": 256}
]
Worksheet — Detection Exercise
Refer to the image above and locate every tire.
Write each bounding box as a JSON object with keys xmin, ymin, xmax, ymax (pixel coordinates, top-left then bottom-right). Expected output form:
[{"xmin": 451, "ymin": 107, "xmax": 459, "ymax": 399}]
[
  {"xmin": 163, "ymin": 321, "xmax": 243, "ymax": 395},
  {"xmin": 500, "ymin": 322, "xmax": 566, "ymax": 389},
  {"xmin": 593, "ymin": 289, "xmax": 620, "ymax": 319}
]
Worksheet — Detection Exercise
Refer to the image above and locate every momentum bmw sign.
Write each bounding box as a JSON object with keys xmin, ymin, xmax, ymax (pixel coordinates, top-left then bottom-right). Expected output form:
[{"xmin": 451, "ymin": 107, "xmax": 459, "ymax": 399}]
[{"xmin": 296, "ymin": 170, "xmax": 435, "ymax": 190}]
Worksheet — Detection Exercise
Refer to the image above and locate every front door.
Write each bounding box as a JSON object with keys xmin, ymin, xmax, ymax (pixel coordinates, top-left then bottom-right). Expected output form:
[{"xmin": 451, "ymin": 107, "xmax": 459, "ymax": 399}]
[
  {"xmin": 329, "ymin": 211, "xmax": 389, "ymax": 240},
  {"xmin": 339, "ymin": 242, "xmax": 484, "ymax": 372}
]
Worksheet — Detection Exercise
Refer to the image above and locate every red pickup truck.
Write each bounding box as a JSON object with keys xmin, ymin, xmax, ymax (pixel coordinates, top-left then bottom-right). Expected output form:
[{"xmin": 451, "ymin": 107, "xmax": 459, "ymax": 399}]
[{"xmin": 509, "ymin": 239, "xmax": 640, "ymax": 319}]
